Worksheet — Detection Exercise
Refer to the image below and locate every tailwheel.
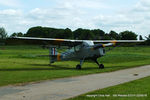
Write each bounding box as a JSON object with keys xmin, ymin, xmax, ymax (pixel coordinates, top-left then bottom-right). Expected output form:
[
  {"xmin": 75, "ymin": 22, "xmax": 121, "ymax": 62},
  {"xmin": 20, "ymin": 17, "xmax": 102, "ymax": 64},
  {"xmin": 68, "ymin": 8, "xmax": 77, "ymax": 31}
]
[
  {"xmin": 99, "ymin": 64, "xmax": 104, "ymax": 69},
  {"xmin": 76, "ymin": 64, "xmax": 81, "ymax": 70}
]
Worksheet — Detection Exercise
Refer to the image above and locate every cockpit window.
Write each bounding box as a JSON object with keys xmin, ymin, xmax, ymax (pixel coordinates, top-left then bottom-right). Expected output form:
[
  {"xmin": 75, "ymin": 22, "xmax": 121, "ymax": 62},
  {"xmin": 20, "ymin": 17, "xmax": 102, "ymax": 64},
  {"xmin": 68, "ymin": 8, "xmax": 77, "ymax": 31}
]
[
  {"xmin": 75, "ymin": 45, "xmax": 82, "ymax": 51},
  {"xmin": 69, "ymin": 45, "xmax": 82, "ymax": 52}
]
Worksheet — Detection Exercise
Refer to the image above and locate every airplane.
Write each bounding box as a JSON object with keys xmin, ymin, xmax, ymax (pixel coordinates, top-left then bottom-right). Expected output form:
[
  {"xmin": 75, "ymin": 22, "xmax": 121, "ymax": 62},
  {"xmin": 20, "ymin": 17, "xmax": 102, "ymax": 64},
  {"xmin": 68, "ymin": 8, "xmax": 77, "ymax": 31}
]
[{"xmin": 7, "ymin": 37, "xmax": 145, "ymax": 69}]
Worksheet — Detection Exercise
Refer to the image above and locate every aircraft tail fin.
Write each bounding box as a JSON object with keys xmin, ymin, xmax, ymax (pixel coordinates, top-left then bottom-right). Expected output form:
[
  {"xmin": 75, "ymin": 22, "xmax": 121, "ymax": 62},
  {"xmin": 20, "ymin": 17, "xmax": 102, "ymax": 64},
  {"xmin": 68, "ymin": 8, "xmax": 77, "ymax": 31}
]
[
  {"xmin": 50, "ymin": 47, "xmax": 57, "ymax": 56},
  {"xmin": 49, "ymin": 47, "xmax": 61, "ymax": 64}
]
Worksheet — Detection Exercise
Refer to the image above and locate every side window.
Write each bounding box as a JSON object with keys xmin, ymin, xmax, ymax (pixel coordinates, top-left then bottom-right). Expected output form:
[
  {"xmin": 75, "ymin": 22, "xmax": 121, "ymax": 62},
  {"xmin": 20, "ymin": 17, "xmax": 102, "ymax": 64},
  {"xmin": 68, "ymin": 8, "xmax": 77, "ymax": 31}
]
[{"xmin": 75, "ymin": 45, "xmax": 81, "ymax": 51}]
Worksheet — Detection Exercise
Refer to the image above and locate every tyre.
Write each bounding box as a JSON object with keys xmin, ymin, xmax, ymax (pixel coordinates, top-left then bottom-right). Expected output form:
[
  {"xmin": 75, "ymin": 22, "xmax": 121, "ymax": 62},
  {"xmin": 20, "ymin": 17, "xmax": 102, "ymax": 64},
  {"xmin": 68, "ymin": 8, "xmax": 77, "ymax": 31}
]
[
  {"xmin": 76, "ymin": 64, "xmax": 81, "ymax": 69},
  {"xmin": 99, "ymin": 64, "xmax": 104, "ymax": 69}
]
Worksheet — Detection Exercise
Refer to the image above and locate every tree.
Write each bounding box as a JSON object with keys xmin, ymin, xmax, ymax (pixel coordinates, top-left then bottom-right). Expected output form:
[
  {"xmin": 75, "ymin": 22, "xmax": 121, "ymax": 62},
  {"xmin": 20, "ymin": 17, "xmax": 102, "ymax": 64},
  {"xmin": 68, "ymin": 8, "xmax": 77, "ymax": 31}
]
[
  {"xmin": 91, "ymin": 29, "xmax": 105, "ymax": 39},
  {"xmin": 103, "ymin": 33, "xmax": 112, "ymax": 40},
  {"xmin": 119, "ymin": 31, "xmax": 137, "ymax": 40},
  {"xmin": 146, "ymin": 34, "xmax": 150, "ymax": 40},
  {"xmin": 0, "ymin": 27, "xmax": 7, "ymax": 39},
  {"xmin": 26, "ymin": 26, "xmax": 44, "ymax": 37},
  {"xmin": 109, "ymin": 30, "xmax": 120, "ymax": 40},
  {"xmin": 139, "ymin": 35, "xmax": 143, "ymax": 40},
  {"xmin": 145, "ymin": 34, "xmax": 150, "ymax": 45},
  {"xmin": 10, "ymin": 32, "xmax": 24, "ymax": 37},
  {"xmin": 73, "ymin": 28, "xmax": 83, "ymax": 39},
  {"xmin": 64, "ymin": 28, "xmax": 73, "ymax": 39},
  {"xmin": 73, "ymin": 28, "xmax": 95, "ymax": 40},
  {"xmin": 25, "ymin": 26, "xmax": 74, "ymax": 39}
]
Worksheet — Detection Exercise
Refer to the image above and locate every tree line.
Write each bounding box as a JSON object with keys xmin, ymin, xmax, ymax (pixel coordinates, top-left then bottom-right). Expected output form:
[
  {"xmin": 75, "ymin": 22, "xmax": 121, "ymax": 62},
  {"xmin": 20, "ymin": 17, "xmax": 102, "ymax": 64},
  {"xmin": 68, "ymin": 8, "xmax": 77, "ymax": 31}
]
[
  {"xmin": 11, "ymin": 26, "xmax": 139, "ymax": 40},
  {"xmin": 0, "ymin": 26, "xmax": 150, "ymax": 45}
]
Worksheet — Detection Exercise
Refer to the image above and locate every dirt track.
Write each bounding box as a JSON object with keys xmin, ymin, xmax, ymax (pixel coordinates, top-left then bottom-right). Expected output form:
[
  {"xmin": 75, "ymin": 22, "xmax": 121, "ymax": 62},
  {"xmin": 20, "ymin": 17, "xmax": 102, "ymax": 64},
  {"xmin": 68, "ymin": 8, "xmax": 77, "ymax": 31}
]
[{"xmin": 0, "ymin": 65, "xmax": 150, "ymax": 100}]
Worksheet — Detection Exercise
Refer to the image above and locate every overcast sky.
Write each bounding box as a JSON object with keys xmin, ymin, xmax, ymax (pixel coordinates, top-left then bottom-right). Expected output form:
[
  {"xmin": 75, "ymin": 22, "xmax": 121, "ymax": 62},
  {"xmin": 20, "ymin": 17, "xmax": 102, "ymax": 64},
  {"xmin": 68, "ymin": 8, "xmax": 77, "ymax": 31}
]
[{"xmin": 0, "ymin": 0, "xmax": 150, "ymax": 37}]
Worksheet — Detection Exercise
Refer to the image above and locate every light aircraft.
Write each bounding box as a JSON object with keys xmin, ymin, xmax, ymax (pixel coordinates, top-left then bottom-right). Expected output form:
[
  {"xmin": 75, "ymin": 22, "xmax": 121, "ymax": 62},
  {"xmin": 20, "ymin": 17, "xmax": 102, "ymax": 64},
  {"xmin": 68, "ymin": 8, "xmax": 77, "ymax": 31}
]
[{"xmin": 8, "ymin": 37, "xmax": 144, "ymax": 69}]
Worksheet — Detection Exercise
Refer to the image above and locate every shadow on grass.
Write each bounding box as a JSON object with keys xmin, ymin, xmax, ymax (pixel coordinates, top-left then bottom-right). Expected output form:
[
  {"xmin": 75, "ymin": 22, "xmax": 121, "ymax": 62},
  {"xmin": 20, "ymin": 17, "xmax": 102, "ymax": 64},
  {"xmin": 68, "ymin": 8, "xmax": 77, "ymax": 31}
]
[
  {"xmin": 0, "ymin": 63, "xmax": 80, "ymax": 71},
  {"xmin": 0, "ymin": 63, "xmax": 124, "ymax": 72},
  {"xmin": 29, "ymin": 64, "xmax": 120, "ymax": 70}
]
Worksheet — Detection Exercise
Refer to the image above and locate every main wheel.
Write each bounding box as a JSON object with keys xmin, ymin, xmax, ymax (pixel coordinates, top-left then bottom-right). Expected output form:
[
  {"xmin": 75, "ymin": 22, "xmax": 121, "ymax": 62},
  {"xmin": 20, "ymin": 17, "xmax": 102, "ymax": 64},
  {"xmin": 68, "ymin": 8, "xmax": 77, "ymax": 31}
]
[
  {"xmin": 99, "ymin": 64, "xmax": 104, "ymax": 69},
  {"xmin": 76, "ymin": 64, "xmax": 81, "ymax": 70}
]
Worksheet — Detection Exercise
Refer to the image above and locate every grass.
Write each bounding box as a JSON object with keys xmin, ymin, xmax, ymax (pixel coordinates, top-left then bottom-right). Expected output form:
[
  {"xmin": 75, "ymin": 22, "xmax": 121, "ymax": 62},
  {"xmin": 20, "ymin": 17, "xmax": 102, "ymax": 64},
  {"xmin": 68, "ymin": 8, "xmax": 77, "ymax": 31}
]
[
  {"xmin": 0, "ymin": 45, "xmax": 150, "ymax": 86},
  {"xmin": 68, "ymin": 76, "xmax": 150, "ymax": 100}
]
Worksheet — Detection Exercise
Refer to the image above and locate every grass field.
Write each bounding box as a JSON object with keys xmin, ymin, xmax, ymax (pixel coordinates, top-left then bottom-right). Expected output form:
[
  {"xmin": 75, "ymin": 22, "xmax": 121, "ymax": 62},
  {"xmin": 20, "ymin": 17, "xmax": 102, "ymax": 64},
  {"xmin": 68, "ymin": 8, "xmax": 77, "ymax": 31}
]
[
  {"xmin": 68, "ymin": 76, "xmax": 150, "ymax": 100},
  {"xmin": 0, "ymin": 45, "xmax": 150, "ymax": 86}
]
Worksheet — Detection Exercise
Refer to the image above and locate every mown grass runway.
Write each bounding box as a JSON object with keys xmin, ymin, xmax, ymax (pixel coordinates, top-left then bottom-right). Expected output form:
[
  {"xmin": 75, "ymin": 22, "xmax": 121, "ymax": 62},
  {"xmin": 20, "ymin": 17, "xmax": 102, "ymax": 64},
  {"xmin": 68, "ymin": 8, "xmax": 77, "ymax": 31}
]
[
  {"xmin": 0, "ymin": 45, "xmax": 150, "ymax": 86},
  {"xmin": 68, "ymin": 76, "xmax": 150, "ymax": 100}
]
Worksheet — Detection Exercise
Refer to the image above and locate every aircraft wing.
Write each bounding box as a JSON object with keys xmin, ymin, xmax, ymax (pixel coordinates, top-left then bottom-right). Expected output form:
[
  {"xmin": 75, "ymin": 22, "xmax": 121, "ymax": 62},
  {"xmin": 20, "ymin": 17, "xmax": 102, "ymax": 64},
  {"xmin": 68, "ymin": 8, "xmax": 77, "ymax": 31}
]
[
  {"xmin": 93, "ymin": 40, "xmax": 145, "ymax": 43},
  {"xmin": 94, "ymin": 40, "xmax": 145, "ymax": 46},
  {"xmin": 7, "ymin": 37, "xmax": 145, "ymax": 47},
  {"xmin": 92, "ymin": 40, "xmax": 145, "ymax": 48},
  {"xmin": 6, "ymin": 37, "xmax": 83, "ymax": 47}
]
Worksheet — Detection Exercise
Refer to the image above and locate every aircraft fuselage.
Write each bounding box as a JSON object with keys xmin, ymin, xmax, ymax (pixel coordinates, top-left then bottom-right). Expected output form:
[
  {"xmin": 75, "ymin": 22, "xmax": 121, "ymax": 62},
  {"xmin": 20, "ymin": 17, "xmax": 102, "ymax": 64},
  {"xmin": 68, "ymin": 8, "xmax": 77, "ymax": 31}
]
[{"xmin": 60, "ymin": 41, "xmax": 105, "ymax": 61}]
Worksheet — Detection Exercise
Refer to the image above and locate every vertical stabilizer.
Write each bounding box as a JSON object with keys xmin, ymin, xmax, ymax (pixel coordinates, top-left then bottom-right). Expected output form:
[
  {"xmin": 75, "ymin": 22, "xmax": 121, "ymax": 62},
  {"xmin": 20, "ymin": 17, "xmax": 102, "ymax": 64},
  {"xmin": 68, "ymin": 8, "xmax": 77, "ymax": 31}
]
[
  {"xmin": 50, "ymin": 47, "xmax": 57, "ymax": 56},
  {"xmin": 49, "ymin": 47, "xmax": 61, "ymax": 64}
]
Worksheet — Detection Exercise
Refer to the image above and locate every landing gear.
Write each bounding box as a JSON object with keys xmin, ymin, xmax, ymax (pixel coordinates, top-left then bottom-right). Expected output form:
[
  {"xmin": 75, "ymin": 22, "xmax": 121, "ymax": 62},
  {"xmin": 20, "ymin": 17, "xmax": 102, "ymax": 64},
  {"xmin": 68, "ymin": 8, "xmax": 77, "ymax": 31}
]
[
  {"xmin": 76, "ymin": 64, "xmax": 81, "ymax": 69},
  {"xmin": 94, "ymin": 58, "xmax": 104, "ymax": 69},
  {"xmin": 76, "ymin": 58, "xmax": 85, "ymax": 70},
  {"xmin": 99, "ymin": 64, "xmax": 104, "ymax": 69}
]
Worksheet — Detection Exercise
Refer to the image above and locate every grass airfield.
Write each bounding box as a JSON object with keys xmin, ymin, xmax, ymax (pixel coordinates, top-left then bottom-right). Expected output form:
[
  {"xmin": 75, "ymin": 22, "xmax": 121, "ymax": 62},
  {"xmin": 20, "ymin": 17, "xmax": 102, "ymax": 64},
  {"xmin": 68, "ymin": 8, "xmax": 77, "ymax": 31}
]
[
  {"xmin": 0, "ymin": 45, "xmax": 150, "ymax": 86},
  {"xmin": 68, "ymin": 76, "xmax": 150, "ymax": 100}
]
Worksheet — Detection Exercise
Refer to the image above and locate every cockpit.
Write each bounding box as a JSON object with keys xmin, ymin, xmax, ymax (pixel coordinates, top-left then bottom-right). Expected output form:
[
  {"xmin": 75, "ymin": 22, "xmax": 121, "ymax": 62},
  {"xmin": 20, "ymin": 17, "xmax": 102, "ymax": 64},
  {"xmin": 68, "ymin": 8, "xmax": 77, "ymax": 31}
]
[
  {"xmin": 67, "ymin": 41, "xmax": 94, "ymax": 53},
  {"xmin": 68, "ymin": 44, "xmax": 82, "ymax": 52},
  {"xmin": 83, "ymin": 41, "xmax": 94, "ymax": 46}
]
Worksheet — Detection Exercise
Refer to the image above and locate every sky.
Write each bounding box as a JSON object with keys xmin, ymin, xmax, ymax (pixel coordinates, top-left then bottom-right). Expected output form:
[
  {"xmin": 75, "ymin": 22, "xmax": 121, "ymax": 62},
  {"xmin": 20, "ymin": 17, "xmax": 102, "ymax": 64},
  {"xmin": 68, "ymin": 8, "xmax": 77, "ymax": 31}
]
[{"xmin": 0, "ymin": 0, "xmax": 150, "ymax": 37}]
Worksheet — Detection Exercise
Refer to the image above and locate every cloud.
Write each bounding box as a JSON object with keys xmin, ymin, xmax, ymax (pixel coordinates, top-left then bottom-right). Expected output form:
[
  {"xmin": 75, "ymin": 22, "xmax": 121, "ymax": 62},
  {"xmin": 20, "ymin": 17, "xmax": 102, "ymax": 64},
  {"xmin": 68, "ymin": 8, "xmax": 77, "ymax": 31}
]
[
  {"xmin": 0, "ymin": 0, "xmax": 110, "ymax": 35},
  {"xmin": 56, "ymin": 0, "xmax": 108, "ymax": 9},
  {"xmin": 0, "ymin": 0, "xmax": 150, "ymax": 37},
  {"xmin": 0, "ymin": 9, "xmax": 26, "ymax": 33},
  {"xmin": 27, "ymin": 8, "xmax": 89, "ymax": 29},
  {"xmin": 93, "ymin": 0, "xmax": 150, "ymax": 36},
  {"xmin": 0, "ymin": 9, "xmax": 22, "ymax": 15},
  {"xmin": 0, "ymin": 7, "xmax": 87, "ymax": 34},
  {"xmin": 0, "ymin": 0, "xmax": 22, "ymax": 7}
]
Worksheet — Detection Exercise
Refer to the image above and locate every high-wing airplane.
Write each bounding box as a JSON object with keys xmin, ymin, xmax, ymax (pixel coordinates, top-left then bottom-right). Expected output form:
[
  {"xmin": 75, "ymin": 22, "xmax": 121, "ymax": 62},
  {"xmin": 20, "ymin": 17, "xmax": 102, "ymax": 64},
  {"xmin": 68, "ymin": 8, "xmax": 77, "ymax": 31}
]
[{"xmin": 7, "ymin": 37, "xmax": 145, "ymax": 69}]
